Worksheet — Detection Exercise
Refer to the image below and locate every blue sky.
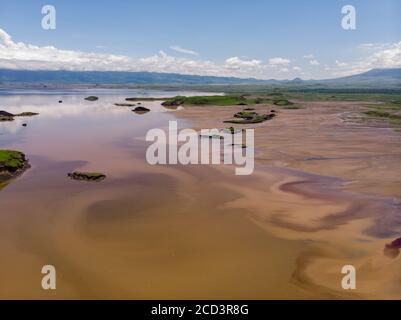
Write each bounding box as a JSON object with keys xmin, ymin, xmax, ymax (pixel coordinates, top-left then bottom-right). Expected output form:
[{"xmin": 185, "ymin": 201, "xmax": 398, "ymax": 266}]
[{"xmin": 0, "ymin": 0, "xmax": 400, "ymax": 79}]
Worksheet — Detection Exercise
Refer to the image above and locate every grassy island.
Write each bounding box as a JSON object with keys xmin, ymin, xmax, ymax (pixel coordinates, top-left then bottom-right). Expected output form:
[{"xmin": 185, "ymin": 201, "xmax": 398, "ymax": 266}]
[
  {"xmin": 84, "ymin": 96, "xmax": 99, "ymax": 101},
  {"xmin": 0, "ymin": 150, "xmax": 30, "ymax": 183}
]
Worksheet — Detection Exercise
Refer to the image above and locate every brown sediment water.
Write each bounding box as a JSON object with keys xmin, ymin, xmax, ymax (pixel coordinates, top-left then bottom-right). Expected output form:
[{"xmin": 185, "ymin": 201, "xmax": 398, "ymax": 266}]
[{"xmin": 0, "ymin": 92, "xmax": 400, "ymax": 299}]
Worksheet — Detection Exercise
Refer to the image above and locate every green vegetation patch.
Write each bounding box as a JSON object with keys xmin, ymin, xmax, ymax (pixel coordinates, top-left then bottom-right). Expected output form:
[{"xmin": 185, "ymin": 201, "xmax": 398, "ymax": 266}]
[
  {"xmin": 273, "ymin": 99, "xmax": 293, "ymax": 106},
  {"xmin": 161, "ymin": 95, "xmax": 271, "ymax": 107},
  {"xmin": 0, "ymin": 150, "xmax": 28, "ymax": 173},
  {"xmin": 224, "ymin": 113, "xmax": 275, "ymax": 124},
  {"xmin": 68, "ymin": 171, "xmax": 106, "ymax": 182},
  {"xmin": 234, "ymin": 111, "xmax": 258, "ymax": 119},
  {"xmin": 84, "ymin": 96, "xmax": 99, "ymax": 101},
  {"xmin": 364, "ymin": 110, "xmax": 401, "ymax": 125}
]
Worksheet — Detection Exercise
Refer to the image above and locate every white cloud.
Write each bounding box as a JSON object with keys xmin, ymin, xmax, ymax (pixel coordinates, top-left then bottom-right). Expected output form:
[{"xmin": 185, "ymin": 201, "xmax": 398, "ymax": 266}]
[
  {"xmin": 268, "ymin": 57, "xmax": 291, "ymax": 66},
  {"xmin": 309, "ymin": 59, "xmax": 320, "ymax": 66},
  {"xmin": 331, "ymin": 41, "xmax": 401, "ymax": 77},
  {"xmin": 0, "ymin": 28, "xmax": 132, "ymax": 71},
  {"xmin": 1, "ymin": 27, "xmax": 400, "ymax": 80},
  {"xmin": 169, "ymin": 45, "xmax": 199, "ymax": 56},
  {"xmin": 0, "ymin": 28, "xmax": 292, "ymax": 79},
  {"xmin": 303, "ymin": 54, "xmax": 315, "ymax": 59},
  {"xmin": 358, "ymin": 43, "xmax": 390, "ymax": 51},
  {"xmin": 225, "ymin": 56, "xmax": 262, "ymax": 69}
]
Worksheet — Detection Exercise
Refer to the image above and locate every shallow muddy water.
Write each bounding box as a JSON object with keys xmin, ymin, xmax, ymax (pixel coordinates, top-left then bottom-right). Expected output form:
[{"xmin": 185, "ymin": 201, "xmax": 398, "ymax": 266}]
[{"xmin": 0, "ymin": 91, "xmax": 401, "ymax": 299}]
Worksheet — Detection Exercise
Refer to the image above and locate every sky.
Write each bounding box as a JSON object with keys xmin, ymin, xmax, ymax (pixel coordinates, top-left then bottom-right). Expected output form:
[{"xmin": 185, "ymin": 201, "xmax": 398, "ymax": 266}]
[{"xmin": 0, "ymin": 0, "xmax": 400, "ymax": 80}]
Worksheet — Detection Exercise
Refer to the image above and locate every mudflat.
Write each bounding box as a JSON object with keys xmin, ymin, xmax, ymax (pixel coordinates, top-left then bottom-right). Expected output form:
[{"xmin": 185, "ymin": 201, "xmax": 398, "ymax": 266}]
[
  {"xmin": 0, "ymin": 92, "xmax": 400, "ymax": 299},
  {"xmin": 175, "ymin": 100, "xmax": 401, "ymax": 299}
]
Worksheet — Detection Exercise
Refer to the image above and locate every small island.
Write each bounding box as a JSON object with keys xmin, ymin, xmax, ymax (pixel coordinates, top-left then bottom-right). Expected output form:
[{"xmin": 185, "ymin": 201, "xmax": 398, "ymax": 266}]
[
  {"xmin": 84, "ymin": 96, "xmax": 99, "ymax": 101},
  {"xmin": 68, "ymin": 171, "xmax": 106, "ymax": 182},
  {"xmin": 0, "ymin": 150, "xmax": 30, "ymax": 183},
  {"xmin": 0, "ymin": 110, "xmax": 39, "ymax": 121},
  {"xmin": 224, "ymin": 110, "xmax": 276, "ymax": 124},
  {"xmin": 115, "ymin": 103, "xmax": 137, "ymax": 107},
  {"xmin": 0, "ymin": 115, "xmax": 14, "ymax": 122},
  {"xmin": 133, "ymin": 106, "xmax": 150, "ymax": 114},
  {"xmin": 14, "ymin": 112, "xmax": 39, "ymax": 117},
  {"xmin": 161, "ymin": 95, "xmax": 290, "ymax": 107}
]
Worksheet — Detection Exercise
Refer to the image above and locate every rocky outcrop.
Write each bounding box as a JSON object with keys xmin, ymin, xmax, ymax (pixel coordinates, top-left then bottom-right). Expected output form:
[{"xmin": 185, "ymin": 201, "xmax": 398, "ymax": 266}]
[
  {"xmin": 68, "ymin": 171, "xmax": 106, "ymax": 182},
  {"xmin": 133, "ymin": 106, "xmax": 150, "ymax": 114},
  {"xmin": 0, "ymin": 150, "xmax": 30, "ymax": 183},
  {"xmin": 224, "ymin": 110, "xmax": 276, "ymax": 124},
  {"xmin": 0, "ymin": 110, "xmax": 39, "ymax": 121},
  {"xmin": 15, "ymin": 112, "xmax": 39, "ymax": 117}
]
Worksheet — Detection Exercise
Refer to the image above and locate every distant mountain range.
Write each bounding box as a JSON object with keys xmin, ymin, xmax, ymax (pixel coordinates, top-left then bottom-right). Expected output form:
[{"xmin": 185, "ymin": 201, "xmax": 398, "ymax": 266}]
[{"xmin": 0, "ymin": 68, "xmax": 400, "ymax": 90}]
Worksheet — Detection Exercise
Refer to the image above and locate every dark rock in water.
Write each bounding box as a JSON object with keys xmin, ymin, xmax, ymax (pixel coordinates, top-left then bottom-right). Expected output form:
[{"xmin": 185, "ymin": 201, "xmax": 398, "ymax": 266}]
[
  {"xmin": 133, "ymin": 106, "xmax": 150, "ymax": 114},
  {"xmin": 0, "ymin": 111, "xmax": 14, "ymax": 117},
  {"xmin": 59, "ymin": 100, "xmax": 63, "ymax": 103},
  {"xmin": 84, "ymin": 96, "xmax": 99, "ymax": 101},
  {"xmin": 0, "ymin": 111, "xmax": 15, "ymax": 121},
  {"xmin": 0, "ymin": 150, "xmax": 30, "ymax": 183},
  {"xmin": 384, "ymin": 237, "xmax": 401, "ymax": 259},
  {"xmin": 22, "ymin": 123, "xmax": 27, "ymax": 127},
  {"xmin": 244, "ymin": 108, "xmax": 255, "ymax": 111},
  {"xmin": 15, "ymin": 112, "xmax": 39, "ymax": 117},
  {"xmin": 115, "ymin": 103, "xmax": 136, "ymax": 107},
  {"xmin": 271, "ymin": 110, "xmax": 276, "ymax": 113},
  {"xmin": 68, "ymin": 171, "xmax": 106, "ymax": 182}
]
